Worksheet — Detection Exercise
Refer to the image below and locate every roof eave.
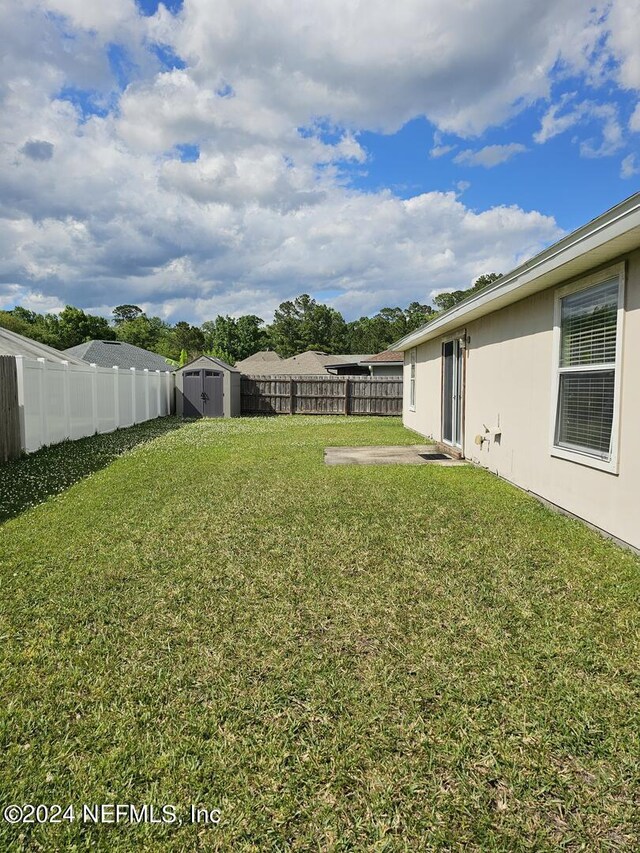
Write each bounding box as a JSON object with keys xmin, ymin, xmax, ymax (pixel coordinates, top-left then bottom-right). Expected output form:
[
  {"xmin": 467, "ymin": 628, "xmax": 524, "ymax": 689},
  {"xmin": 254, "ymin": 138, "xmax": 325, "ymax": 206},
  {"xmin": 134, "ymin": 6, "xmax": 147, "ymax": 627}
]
[{"xmin": 391, "ymin": 191, "xmax": 640, "ymax": 351}]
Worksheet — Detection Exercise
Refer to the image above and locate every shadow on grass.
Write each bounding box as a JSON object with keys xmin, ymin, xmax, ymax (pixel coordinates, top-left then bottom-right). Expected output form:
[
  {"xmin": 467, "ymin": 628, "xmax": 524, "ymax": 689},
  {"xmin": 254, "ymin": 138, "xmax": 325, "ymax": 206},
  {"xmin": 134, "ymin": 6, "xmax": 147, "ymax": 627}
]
[{"xmin": 0, "ymin": 416, "xmax": 185, "ymax": 525}]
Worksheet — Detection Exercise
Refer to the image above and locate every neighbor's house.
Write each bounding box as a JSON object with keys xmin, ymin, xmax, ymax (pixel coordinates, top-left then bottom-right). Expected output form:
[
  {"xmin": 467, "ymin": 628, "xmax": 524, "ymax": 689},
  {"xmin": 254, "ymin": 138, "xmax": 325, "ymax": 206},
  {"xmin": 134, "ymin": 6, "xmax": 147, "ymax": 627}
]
[
  {"xmin": 0, "ymin": 326, "xmax": 87, "ymax": 365},
  {"xmin": 235, "ymin": 350, "xmax": 283, "ymax": 372},
  {"xmin": 358, "ymin": 350, "xmax": 404, "ymax": 377},
  {"xmin": 64, "ymin": 339, "xmax": 174, "ymax": 372},
  {"xmin": 238, "ymin": 350, "xmax": 374, "ymax": 376},
  {"xmin": 392, "ymin": 192, "xmax": 640, "ymax": 552}
]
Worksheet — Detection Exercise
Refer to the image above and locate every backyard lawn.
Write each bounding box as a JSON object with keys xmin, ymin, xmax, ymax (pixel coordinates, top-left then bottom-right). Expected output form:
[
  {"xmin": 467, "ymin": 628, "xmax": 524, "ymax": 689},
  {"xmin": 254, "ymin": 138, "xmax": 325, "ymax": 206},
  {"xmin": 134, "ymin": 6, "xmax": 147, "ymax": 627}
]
[{"xmin": 1, "ymin": 416, "xmax": 639, "ymax": 850}]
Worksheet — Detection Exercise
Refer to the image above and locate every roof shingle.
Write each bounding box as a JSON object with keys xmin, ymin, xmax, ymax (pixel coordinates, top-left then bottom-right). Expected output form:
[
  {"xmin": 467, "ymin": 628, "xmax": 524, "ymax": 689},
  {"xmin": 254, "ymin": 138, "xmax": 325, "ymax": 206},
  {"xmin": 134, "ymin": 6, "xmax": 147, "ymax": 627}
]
[{"xmin": 64, "ymin": 340, "xmax": 173, "ymax": 371}]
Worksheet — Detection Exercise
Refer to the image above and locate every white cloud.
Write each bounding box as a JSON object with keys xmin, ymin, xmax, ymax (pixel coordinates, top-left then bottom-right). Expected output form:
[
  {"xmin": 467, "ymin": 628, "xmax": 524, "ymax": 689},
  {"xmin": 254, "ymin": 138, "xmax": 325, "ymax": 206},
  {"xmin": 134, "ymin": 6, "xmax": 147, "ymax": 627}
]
[
  {"xmin": 430, "ymin": 144, "xmax": 455, "ymax": 158},
  {"xmin": 630, "ymin": 103, "xmax": 640, "ymax": 132},
  {"xmin": 6, "ymin": 0, "xmax": 632, "ymax": 323},
  {"xmin": 453, "ymin": 143, "xmax": 527, "ymax": 168},
  {"xmin": 605, "ymin": 0, "xmax": 640, "ymax": 91},
  {"xmin": 168, "ymin": 0, "xmax": 610, "ymax": 137},
  {"xmin": 535, "ymin": 98, "xmax": 624, "ymax": 157},
  {"xmin": 620, "ymin": 153, "xmax": 640, "ymax": 178},
  {"xmin": 579, "ymin": 104, "xmax": 625, "ymax": 157}
]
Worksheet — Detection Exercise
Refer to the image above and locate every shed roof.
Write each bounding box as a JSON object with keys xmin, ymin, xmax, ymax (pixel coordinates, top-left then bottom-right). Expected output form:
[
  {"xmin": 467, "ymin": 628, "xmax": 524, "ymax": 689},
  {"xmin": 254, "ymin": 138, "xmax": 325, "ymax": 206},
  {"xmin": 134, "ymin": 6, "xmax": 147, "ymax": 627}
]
[
  {"xmin": 175, "ymin": 354, "xmax": 239, "ymax": 373},
  {"xmin": 0, "ymin": 326, "xmax": 87, "ymax": 365},
  {"xmin": 65, "ymin": 339, "xmax": 173, "ymax": 371}
]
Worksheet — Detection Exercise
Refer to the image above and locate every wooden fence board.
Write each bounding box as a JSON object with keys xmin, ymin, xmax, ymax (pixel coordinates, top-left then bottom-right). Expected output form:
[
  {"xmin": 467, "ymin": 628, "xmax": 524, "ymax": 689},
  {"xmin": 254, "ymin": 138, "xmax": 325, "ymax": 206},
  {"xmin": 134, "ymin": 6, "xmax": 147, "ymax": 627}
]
[
  {"xmin": 0, "ymin": 356, "xmax": 21, "ymax": 463},
  {"xmin": 241, "ymin": 374, "xmax": 402, "ymax": 416}
]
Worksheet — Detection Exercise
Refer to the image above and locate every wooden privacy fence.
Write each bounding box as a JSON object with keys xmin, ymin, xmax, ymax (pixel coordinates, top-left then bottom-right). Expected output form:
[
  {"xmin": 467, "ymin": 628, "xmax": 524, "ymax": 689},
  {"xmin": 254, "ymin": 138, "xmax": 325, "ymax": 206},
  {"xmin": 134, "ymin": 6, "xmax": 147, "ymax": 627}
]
[
  {"xmin": 0, "ymin": 356, "xmax": 21, "ymax": 462},
  {"xmin": 241, "ymin": 374, "xmax": 403, "ymax": 416}
]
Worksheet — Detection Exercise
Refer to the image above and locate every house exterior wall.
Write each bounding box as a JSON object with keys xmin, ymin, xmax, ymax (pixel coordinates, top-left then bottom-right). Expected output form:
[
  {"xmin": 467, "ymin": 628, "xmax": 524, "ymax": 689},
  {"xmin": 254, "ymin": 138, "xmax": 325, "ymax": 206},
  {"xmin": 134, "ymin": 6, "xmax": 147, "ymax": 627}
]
[
  {"xmin": 404, "ymin": 249, "xmax": 640, "ymax": 550},
  {"xmin": 403, "ymin": 339, "xmax": 441, "ymax": 436},
  {"xmin": 370, "ymin": 364, "xmax": 403, "ymax": 377}
]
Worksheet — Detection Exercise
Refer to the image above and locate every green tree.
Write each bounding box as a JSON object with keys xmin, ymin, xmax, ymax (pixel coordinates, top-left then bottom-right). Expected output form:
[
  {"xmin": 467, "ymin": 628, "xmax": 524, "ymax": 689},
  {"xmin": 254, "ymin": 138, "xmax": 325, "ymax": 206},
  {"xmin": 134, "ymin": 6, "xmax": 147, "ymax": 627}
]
[
  {"xmin": 201, "ymin": 316, "xmax": 239, "ymax": 359},
  {"xmin": 0, "ymin": 307, "xmax": 62, "ymax": 348},
  {"xmin": 433, "ymin": 273, "xmax": 501, "ymax": 313},
  {"xmin": 57, "ymin": 306, "xmax": 115, "ymax": 349},
  {"xmin": 173, "ymin": 322, "xmax": 205, "ymax": 360},
  {"xmin": 115, "ymin": 315, "xmax": 169, "ymax": 351},
  {"xmin": 346, "ymin": 302, "xmax": 434, "ymax": 353},
  {"xmin": 235, "ymin": 315, "xmax": 267, "ymax": 360},
  {"xmin": 206, "ymin": 347, "xmax": 236, "ymax": 365},
  {"xmin": 179, "ymin": 348, "xmax": 189, "ymax": 367},
  {"xmin": 404, "ymin": 301, "xmax": 434, "ymax": 332},
  {"xmin": 268, "ymin": 294, "xmax": 348, "ymax": 357},
  {"xmin": 113, "ymin": 305, "xmax": 143, "ymax": 325}
]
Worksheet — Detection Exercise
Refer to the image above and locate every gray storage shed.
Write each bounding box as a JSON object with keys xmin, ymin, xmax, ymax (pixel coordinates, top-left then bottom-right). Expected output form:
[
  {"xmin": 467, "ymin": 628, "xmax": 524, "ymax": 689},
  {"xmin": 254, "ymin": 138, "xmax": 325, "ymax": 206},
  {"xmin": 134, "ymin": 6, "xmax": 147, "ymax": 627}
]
[{"xmin": 174, "ymin": 356, "xmax": 240, "ymax": 418}]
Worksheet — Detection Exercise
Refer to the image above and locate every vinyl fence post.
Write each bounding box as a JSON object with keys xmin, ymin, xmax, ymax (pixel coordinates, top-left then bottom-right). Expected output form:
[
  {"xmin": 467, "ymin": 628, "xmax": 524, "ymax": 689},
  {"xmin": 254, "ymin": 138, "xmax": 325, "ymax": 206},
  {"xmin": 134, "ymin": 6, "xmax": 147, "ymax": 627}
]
[
  {"xmin": 90, "ymin": 363, "xmax": 99, "ymax": 434},
  {"xmin": 143, "ymin": 368, "xmax": 150, "ymax": 421},
  {"xmin": 14, "ymin": 355, "xmax": 26, "ymax": 451},
  {"xmin": 131, "ymin": 367, "xmax": 137, "ymax": 424},
  {"xmin": 113, "ymin": 366, "xmax": 119, "ymax": 429},
  {"xmin": 61, "ymin": 359, "xmax": 71, "ymax": 440},
  {"xmin": 155, "ymin": 370, "xmax": 161, "ymax": 418},
  {"xmin": 37, "ymin": 357, "xmax": 48, "ymax": 449}
]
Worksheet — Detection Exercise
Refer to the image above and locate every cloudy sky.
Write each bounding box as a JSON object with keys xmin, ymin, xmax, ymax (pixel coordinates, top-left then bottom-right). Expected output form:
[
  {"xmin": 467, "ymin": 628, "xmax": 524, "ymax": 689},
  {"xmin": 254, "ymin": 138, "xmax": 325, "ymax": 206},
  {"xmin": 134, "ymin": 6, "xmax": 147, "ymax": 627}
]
[{"xmin": 1, "ymin": 0, "xmax": 639, "ymax": 323}]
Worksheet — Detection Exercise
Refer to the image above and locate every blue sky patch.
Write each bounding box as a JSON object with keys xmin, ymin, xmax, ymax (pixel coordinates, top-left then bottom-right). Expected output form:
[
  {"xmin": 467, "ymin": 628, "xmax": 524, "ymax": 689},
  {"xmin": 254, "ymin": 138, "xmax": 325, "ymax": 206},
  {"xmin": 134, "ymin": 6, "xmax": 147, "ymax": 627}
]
[
  {"xmin": 175, "ymin": 143, "xmax": 200, "ymax": 162},
  {"xmin": 107, "ymin": 43, "xmax": 139, "ymax": 91},
  {"xmin": 150, "ymin": 42, "xmax": 187, "ymax": 71},
  {"xmin": 56, "ymin": 87, "xmax": 117, "ymax": 121},
  {"xmin": 136, "ymin": 0, "xmax": 183, "ymax": 16}
]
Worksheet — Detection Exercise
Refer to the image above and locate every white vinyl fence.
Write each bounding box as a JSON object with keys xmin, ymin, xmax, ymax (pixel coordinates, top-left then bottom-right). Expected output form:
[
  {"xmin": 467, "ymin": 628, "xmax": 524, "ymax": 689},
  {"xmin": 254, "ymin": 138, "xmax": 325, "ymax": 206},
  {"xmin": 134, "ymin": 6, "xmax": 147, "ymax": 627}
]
[{"xmin": 15, "ymin": 356, "xmax": 174, "ymax": 453}]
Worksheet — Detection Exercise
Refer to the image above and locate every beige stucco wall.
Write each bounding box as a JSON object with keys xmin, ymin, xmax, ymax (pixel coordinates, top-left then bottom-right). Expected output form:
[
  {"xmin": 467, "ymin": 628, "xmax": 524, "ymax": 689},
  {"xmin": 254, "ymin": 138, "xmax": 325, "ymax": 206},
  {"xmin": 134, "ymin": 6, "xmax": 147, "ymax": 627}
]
[{"xmin": 404, "ymin": 249, "xmax": 640, "ymax": 550}]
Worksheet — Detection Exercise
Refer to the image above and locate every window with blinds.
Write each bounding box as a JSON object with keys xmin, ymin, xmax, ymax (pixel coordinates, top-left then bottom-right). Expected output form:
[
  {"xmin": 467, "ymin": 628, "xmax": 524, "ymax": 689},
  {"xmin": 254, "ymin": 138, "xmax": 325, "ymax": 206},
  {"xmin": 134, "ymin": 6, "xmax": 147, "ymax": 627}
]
[{"xmin": 554, "ymin": 276, "xmax": 620, "ymax": 461}]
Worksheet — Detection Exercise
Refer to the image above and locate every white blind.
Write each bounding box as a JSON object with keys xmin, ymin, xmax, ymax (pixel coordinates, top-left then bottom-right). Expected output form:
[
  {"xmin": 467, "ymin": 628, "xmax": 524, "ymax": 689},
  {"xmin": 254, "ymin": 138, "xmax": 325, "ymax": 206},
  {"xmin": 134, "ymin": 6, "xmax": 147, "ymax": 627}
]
[
  {"xmin": 560, "ymin": 278, "xmax": 618, "ymax": 367},
  {"xmin": 555, "ymin": 276, "xmax": 620, "ymax": 460},
  {"xmin": 556, "ymin": 371, "xmax": 615, "ymax": 457}
]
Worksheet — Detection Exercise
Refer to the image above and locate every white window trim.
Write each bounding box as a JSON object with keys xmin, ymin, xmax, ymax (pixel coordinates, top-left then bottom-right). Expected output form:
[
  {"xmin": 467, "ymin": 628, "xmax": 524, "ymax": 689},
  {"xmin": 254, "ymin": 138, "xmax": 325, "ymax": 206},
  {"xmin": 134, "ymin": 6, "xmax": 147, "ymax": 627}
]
[
  {"xmin": 549, "ymin": 262, "xmax": 625, "ymax": 474},
  {"xmin": 409, "ymin": 347, "xmax": 416, "ymax": 411}
]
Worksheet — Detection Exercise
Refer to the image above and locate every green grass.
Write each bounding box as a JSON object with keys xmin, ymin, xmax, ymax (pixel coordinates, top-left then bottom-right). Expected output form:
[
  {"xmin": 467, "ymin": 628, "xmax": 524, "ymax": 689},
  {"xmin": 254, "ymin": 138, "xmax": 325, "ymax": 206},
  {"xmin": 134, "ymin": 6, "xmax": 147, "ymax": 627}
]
[
  {"xmin": 0, "ymin": 417, "xmax": 184, "ymax": 524},
  {"xmin": 1, "ymin": 416, "xmax": 639, "ymax": 851}
]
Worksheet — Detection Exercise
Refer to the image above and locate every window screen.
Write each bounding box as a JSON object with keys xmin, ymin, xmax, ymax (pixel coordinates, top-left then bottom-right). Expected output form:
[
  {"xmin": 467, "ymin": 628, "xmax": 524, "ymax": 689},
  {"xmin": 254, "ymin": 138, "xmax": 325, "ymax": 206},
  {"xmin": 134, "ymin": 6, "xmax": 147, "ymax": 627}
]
[
  {"xmin": 556, "ymin": 371, "xmax": 615, "ymax": 456},
  {"xmin": 560, "ymin": 278, "xmax": 618, "ymax": 367},
  {"xmin": 554, "ymin": 278, "xmax": 619, "ymax": 460},
  {"xmin": 409, "ymin": 348, "xmax": 416, "ymax": 409}
]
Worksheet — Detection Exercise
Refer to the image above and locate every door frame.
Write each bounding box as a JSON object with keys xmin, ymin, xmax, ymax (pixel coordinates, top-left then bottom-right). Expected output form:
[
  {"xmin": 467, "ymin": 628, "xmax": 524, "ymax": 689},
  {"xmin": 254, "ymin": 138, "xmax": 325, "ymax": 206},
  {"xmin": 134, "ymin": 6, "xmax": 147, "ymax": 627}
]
[{"xmin": 440, "ymin": 330, "xmax": 466, "ymax": 454}]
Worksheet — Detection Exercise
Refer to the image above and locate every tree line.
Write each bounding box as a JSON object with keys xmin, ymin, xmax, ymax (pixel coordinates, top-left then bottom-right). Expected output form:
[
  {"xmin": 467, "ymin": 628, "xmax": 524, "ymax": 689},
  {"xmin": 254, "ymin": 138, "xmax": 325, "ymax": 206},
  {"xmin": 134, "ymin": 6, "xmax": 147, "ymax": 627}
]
[{"xmin": 0, "ymin": 274, "xmax": 499, "ymax": 365}]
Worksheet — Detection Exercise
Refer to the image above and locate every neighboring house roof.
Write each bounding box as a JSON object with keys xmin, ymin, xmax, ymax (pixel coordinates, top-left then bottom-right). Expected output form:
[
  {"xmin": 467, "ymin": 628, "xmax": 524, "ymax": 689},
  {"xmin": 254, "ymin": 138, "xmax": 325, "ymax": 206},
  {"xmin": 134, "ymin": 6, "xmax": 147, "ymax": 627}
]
[
  {"xmin": 255, "ymin": 351, "xmax": 372, "ymax": 375},
  {"xmin": 176, "ymin": 354, "xmax": 239, "ymax": 372},
  {"xmin": 359, "ymin": 350, "xmax": 405, "ymax": 365},
  {"xmin": 234, "ymin": 350, "xmax": 282, "ymax": 371},
  {"xmin": 392, "ymin": 191, "xmax": 640, "ymax": 351},
  {"xmin": 323, "ymin": 354, "xmax": 374, "ymax": 372},
  {"xmin": 64, "ymin": 339, "xmax": 173, "ymax": 371},
  {"xmin": 0, "ymin": 326, "xmax": 88, "ymax": 366}
]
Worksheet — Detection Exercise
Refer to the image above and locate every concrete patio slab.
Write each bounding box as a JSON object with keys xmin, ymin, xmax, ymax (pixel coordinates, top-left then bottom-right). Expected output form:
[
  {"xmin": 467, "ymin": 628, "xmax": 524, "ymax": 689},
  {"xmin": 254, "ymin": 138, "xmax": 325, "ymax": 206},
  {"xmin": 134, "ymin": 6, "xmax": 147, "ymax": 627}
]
[{"xmin": 324, "ymin": 445, "xmax": 466, "ymax": 466}]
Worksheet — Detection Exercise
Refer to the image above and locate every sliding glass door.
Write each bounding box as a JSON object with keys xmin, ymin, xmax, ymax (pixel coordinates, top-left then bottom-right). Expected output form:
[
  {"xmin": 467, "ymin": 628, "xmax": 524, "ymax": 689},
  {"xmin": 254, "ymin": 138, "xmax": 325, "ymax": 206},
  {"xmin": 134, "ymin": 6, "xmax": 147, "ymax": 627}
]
[{"xmin": 442, "ymin": 338, "xmax": 464, "ymax": 448}]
